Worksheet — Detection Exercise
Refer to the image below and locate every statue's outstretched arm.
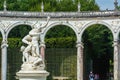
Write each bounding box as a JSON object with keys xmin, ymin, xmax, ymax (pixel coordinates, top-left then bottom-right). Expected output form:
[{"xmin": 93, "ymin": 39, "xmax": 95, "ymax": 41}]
[{"xmin": 38, "ymin": 16, "xmax": 50, "ymax": 31}]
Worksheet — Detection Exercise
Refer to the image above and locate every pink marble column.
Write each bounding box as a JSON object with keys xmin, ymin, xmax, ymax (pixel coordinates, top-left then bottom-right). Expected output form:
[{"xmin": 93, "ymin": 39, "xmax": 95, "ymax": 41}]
[
  {"xmin": 40, "ymin": 42, "xmax": 46, "ymax": 61},
  {"xmin": 76, "ymin": 42, "xmax": 84, "ymax": 80},
  {"xmin": 113, "ymin": 41, "xmax": 119, "ymax": 80}
]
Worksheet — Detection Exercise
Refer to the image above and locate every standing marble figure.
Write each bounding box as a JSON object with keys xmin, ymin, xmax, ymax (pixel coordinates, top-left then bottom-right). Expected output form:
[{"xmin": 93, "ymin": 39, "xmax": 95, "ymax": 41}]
[
  {"xmin": 20, "ymin": 16, "xmax": 50, "ymax": 71},
  {"xmin": 16, "ymin": 16, "xmax": 50, "ymax": 80}
]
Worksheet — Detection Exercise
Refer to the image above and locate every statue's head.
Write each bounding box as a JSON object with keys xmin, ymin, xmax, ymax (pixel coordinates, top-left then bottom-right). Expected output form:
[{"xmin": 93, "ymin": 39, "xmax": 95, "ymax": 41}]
[{"xmin": 20, "ymin": 46, "xmax": 25, "ymax": 52}]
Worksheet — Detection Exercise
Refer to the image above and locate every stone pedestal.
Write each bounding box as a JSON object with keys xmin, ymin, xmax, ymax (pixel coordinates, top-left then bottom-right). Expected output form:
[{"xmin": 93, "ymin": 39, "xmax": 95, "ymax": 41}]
[{"xmin": 16, "ymin": 70, "xmax": 49, "ymax": 80}]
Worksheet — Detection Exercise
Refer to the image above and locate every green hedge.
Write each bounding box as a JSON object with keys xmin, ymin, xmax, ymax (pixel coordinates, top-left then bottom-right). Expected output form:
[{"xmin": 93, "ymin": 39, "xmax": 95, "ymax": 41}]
[
  {"xmin": 60, "ymin": 55, "xmax": 77, "ymax": 79},
  {"xmin": 0, "ymin": 38, "xmax": 22, "ymax": 48},
  {"xmin": 8, "ymin": 38, "xmax": 23, "ymax": 48},
  {"xmin": 0, "ymin": 37, "xmax": 76, "ymax": 48},
  {"xmin": 45, "ymin": 37, "xmax": 76, "ymax": 48},
  {"xmin": 46, "ymin": 48, "xmax": 77, "ymax": 80}
]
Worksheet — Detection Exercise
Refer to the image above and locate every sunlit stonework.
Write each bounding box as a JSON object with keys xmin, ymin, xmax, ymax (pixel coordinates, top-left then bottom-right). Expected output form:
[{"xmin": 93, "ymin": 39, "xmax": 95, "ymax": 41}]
[{"xmin": 0, "ymin": 9, "xmax": 120, "ymax": 80}]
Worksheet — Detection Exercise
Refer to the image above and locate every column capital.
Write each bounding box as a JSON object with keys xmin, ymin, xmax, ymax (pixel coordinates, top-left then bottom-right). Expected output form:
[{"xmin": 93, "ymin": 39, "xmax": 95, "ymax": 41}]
[
  {"xmin": 113, "ymin": 40, "xmax": 120, "ymax": 47},
  {"xmin": 76, "ymin": 42, "xmax": 84, "ymax": 48},
  {"xmin": 1, "ymin": 40, "xmax": 8, "ymax": 48},
  {"xmin": 40, "ymin": 42, "xmax": 46, "ymax": 48}
]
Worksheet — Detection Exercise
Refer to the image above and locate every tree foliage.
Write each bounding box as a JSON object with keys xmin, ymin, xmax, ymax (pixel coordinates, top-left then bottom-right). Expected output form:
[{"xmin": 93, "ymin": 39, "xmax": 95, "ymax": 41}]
[
  {"xmin": 45, "ymin": 25, "xmax": 76, "ymax": 38},
  {"xmin": 8, "ymin": 25, "xmax": 31, "ymax": 38},
  {"xmin": 45, "ymin": 37, "xmax": 76, "ymax": 48},
  {"xmin": 0, "ymin": 0, "xmax": 100, "ymax": 39},
  {"xmin": 82, "ymin": 24, "xmax": 113, "ymax": 79},
  {"xmin": 0, "ymin": 0, "xmax": 114, "ymax": 79},
  {"xmin": 82, "ymin": 24, "xmax": 113, "ymax": 59},
  {"xmin": 0, "ymin": 0, "xmax": 99, "ymax": 11},
  {"xmin": 118, "ymin": 6, "xmax": 120, "ymax": 10}
]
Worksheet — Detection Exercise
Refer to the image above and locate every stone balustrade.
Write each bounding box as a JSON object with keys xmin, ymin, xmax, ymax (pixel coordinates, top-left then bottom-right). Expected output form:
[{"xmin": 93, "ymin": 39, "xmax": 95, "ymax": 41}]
[{"xmin": 0, "ymin": 10, "xmax": 119, "ymax": 18}]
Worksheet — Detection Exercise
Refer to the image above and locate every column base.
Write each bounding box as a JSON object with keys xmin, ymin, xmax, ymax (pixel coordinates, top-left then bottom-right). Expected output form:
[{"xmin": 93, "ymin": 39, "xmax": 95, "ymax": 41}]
[{"xmin": 16, "ymin": 70, "xmax": 49, "ymax": 80}]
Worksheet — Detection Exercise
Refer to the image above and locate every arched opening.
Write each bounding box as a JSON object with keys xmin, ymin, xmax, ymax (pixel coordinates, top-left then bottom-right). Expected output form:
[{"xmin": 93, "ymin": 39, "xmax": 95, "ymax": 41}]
[
  {"xmin": 45, "ymin": 25, "xmax": 77, "ymax": 80},
  {"xmin": 82, "ymin": 24, "xmax": 113, "ymax": 80},
  {"xmin": 7, "ymin": 25, "xmax": 31, "ymax": 80}
]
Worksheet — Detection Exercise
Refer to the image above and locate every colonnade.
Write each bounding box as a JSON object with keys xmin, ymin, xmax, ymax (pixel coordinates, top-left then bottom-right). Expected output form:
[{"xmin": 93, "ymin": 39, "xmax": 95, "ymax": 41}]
[
  {"xmin": 1, "ymin": 33, "xmax": 120, "ymax": 80},
  {"xmin": 1, "ymin": 31, "xmax": 120, "ymax": 80},
  {"xmin": 0, "ymin": 18, "xmax": 120, "ymax": 80}
]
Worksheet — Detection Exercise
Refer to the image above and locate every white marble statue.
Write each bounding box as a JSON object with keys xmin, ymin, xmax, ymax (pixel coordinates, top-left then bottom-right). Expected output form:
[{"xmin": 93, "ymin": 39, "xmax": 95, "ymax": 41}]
[{"xmin": 20, "ymin": 16, "xmax": 50, "ymax": 71}]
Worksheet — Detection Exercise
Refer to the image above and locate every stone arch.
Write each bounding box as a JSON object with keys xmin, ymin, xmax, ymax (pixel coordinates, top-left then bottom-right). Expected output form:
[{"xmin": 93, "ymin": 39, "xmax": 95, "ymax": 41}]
[
  {"xmin": 6, "ymin": 22, "xmax": 33, "ymax": 80},
  {"xmin": 6, "ymin": 21, "xmax": 33, "ymax": 38},
  {"xmin": 79, "ymin": 21, "xmax": 114, "ymax": 41},
  {"xmin": 44, "ymin": 22, "xmax": 78, "ymax": 79},
  {"xmin": 79, "ymin": 20, "xmax": 115, "ymax": 80},
  {"xmin": 0, "ymin": 23, "xmax": 6, "ymax": 40},
  {"xmin": 116, "ymin": 26, "xmax": 120, "ymax": 40},
  {"xmin": 42, "ymin": 22, "xmax": 79, "ymax": 42}
]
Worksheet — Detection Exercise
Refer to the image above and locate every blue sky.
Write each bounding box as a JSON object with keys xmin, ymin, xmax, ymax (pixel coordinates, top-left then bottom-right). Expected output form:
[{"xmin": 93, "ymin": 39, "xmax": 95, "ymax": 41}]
[{"xmin": 95, "ymin": 0, "xmax": 120, "ymax": 10}]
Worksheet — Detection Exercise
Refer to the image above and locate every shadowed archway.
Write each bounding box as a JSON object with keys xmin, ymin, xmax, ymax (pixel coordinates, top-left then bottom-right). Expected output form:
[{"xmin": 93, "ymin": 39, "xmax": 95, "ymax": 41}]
[
  {"xmin": 7, "ymin": 25, "xmax": 31, "ymax": 80},
  {"xmin": 82, "ymin": 24, "xmax": 113, "ymax": 80},
  {"xmin": 45, "ymin": 25, "xmax": 77, "ymax": 80}
]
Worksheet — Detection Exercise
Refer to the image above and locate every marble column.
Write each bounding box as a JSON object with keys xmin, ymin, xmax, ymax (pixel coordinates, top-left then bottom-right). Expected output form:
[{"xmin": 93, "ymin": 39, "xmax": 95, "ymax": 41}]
[
  {"xmin": 113, "ymin": 41, "xmax": 119, "ymax": 80},
  {"xmin": 76, "ymin": 42, "xmax": 84, "ymax": 80},
  {"xmin": 40, "ymin": 42, "xmax": 46, "ymax": 61},
  {"xmin": 118, "ymin": 41, "xmax": 120, "ymax": 79},
  {"xmin": 1, "ymin": 40, "xmax": 8, "ymax": 80}
]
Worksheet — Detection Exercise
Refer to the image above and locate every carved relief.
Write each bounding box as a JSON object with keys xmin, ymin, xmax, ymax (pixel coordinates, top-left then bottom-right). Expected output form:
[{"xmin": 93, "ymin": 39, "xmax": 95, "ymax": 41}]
[
  {"xmin": 74, "ymin": 21, "xmax": 86, "ymax": 33},
  {"xmin": 74, "ymin": 21, "xmax": 84, "ymax": 28},
  {"xmin": 1, "ymin": 21, "xmax": 13, "ymax": 32},
  {"xmin": 111, "ymin": 20, "xmax": 120, "ymax": 33}
]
